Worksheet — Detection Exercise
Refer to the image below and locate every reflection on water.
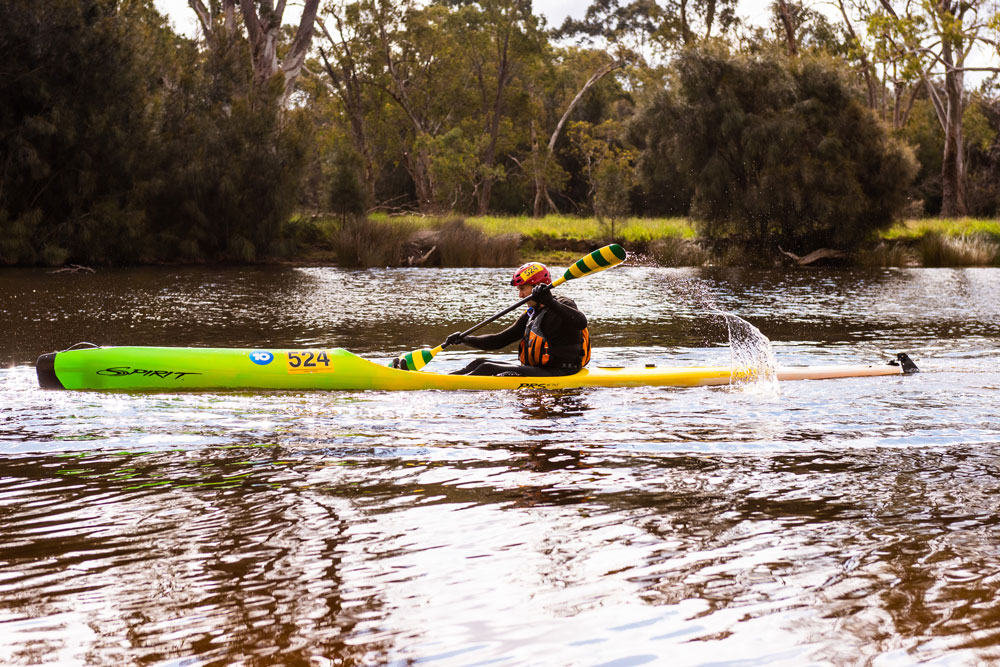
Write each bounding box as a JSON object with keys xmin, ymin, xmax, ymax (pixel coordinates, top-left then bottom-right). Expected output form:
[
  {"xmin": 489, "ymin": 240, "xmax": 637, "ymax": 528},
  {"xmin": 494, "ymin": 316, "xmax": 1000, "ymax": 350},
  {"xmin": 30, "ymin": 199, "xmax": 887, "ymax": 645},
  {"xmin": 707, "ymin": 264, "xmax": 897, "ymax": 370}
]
[
  {"xmin": 1, "ymin": 265, "xmax": 1000, "ymax": 664},
  {"xmin": 4, "ymin": 445, "xmax": 1000, "ymax": 664}
]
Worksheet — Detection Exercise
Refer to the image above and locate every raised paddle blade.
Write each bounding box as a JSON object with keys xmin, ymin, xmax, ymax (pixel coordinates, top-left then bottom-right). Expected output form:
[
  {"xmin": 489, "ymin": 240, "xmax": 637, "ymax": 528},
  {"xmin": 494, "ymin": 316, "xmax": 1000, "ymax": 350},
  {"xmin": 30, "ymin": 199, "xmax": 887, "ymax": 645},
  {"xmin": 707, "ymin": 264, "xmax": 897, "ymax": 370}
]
[{"xmin": 550, "ymin": 244, "xmax": 628, "ymax": 287}]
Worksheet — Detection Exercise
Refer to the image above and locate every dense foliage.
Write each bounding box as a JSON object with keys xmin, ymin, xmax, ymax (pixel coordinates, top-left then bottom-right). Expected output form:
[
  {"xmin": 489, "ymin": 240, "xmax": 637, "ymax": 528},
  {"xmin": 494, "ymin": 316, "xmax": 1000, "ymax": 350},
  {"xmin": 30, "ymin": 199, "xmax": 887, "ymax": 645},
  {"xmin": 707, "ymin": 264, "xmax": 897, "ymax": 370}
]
[
  {"xmin": 634, "ymin": 47, "xmax": 918, "ymax": 250},
  {"xmin": 0, "ymin": 0, "xmax": 311, "ymax": 264},
  {"xmin": 1, "ymin": 0, "xmax": 998, "ymax": 265}
]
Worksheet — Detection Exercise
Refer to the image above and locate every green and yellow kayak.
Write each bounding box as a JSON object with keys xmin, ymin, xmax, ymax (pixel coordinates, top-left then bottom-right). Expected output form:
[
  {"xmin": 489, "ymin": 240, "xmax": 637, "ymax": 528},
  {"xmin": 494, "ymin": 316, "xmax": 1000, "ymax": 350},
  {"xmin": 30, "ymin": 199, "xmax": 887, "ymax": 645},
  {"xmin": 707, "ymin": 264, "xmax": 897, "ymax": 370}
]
[{"xmin": 36, "ymin": 344, "xmax": 919, "ymax": 391}]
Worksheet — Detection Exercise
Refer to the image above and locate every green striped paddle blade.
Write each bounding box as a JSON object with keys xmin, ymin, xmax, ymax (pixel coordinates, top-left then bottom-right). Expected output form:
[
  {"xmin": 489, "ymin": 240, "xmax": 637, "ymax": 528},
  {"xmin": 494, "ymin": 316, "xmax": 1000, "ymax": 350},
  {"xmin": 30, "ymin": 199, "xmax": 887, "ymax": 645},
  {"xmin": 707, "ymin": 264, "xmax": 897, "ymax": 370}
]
[
  {"xmin": 554, "ymin": 244, "xmax": 627, "ymax": 285},
  {"xmin": 393, "ymin": 345, "xmax": 441, "ymax": 371}
]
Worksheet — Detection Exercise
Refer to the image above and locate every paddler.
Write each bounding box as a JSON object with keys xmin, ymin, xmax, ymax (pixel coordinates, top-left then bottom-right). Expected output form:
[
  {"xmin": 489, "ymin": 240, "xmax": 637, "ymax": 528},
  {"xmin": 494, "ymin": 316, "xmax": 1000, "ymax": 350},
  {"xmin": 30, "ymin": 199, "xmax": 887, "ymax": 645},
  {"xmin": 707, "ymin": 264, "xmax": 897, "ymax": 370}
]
[{"xmin": 444, "ymin": 262, "xmax": 591, "ymax": 377}]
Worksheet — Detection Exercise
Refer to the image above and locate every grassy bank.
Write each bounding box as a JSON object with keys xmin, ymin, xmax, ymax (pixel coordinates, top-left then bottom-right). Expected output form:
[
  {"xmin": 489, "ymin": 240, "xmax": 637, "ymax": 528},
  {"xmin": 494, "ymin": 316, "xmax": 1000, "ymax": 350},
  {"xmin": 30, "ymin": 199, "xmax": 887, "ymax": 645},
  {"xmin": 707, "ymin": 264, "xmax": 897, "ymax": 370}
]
[
  {"xmin": 292, "ymin": 214, "xmax": 1000, "ymax": 268},
  {"xmin": 870, "ymin": 218, "xmax": 1000, "ymax": 267}
]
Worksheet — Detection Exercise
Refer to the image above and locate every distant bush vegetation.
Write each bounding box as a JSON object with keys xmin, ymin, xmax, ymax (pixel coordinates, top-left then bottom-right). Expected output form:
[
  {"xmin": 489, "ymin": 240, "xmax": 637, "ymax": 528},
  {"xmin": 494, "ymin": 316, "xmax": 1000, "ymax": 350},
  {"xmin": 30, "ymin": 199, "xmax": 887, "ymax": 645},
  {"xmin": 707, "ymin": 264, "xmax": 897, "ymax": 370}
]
[
  {"xmin": 632, "ymin": 47, "xmax": 918, "ymax": 255},
  {"xmin": 3, "ymin": 2, "xmax": 1000, "ymax": 268},
  {"xmin": 0, "ymin": 0, "xmax": 311, "ymax": 265},
  {"xmin": 331, "ymin": 218, "xmax": 519, "ymax": 268}
]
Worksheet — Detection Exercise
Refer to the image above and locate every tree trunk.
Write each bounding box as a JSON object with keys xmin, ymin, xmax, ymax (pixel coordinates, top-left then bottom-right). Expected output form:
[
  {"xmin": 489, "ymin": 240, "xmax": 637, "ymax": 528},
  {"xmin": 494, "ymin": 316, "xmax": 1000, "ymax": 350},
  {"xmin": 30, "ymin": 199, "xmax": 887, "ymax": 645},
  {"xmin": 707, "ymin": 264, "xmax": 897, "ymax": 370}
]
[
  {"xmin": 940, "ymin": 60, "xmax": 967, "ymax": 216},
  {"xmin": 776, "ymin": 0, "xmax": 798, "ymax": 55},
  {"xmin": 532, "ymin": 60, "xmax": 623, "ymax": 217},
  {"xmin": 239, "ymin": 0, "xmax": 320, "ymax": 105},
  {"xmin": 404, "ymin": 148, "xmax": 437, "ymax": 213},
  {"xmin": 191, "ymin": 0, "xmax": 319, "ymax": 105},
  {"xmin": 531, "ymin": 122, "xmax": 547, "ymax": 217},
  {"xmin": 703, "ymin": 0, "xmax": 716, "ymax": 38},
  {"xmin": 189, "ymin": 0, "xmax": 238, "ymax": 44}
]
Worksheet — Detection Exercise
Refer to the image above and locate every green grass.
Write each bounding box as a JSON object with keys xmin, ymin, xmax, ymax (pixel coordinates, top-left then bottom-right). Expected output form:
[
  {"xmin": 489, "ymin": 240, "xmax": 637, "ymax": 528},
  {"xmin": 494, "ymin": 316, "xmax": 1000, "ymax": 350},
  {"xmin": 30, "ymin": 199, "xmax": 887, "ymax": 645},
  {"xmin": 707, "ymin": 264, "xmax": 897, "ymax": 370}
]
[
  {"xmin": 326, "ymin": 213, "xmax": 998, "ymax": 244},
  {"xmin": 881, "ymin": 218, "xmax": 1000, "ymax": 240},
  {"xmin": 366, "ymin": 214, "xmax": 697, "ymax": 242},
  {"xmin": 299, "ymin": 214, "xmax": 999, "ymax": 267}
]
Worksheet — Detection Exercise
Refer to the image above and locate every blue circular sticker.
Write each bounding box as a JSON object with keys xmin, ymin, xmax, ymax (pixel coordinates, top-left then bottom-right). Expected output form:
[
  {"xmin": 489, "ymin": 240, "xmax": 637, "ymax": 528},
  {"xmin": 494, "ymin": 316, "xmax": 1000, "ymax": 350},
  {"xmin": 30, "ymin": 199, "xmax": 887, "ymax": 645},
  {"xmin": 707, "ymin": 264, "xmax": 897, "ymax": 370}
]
[{"xmin": 249, "ymin": 350, "xmax": 274, "ymax": 366}]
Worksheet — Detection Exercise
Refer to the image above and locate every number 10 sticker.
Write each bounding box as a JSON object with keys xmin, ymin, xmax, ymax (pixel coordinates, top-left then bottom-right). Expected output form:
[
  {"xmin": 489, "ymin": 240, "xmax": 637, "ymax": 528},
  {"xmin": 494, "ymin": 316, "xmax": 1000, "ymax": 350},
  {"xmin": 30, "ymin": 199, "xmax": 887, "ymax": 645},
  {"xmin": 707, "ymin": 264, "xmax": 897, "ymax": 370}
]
[{"xmin": 285, "ymin": 350, "xmax": 335, "ymax": 374}]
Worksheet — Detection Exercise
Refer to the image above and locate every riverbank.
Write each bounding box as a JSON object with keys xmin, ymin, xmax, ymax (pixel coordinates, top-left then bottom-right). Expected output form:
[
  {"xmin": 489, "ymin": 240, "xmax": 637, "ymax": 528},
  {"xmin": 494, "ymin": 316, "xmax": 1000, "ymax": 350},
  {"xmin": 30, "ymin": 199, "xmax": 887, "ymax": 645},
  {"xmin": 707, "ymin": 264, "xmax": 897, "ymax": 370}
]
[{"xmin": 291, "ymin": 214, "xmax": 1000, "ymax": 268}]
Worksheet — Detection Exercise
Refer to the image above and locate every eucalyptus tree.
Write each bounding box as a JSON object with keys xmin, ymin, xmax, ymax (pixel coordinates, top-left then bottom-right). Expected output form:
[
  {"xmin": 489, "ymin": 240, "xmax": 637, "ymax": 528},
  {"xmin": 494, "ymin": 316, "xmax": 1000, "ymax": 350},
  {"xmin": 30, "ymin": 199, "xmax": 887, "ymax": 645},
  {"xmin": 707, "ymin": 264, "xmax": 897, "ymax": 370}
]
[
  {"xmin": 521, "ymin": 47, "xmax": 627, "ymax": 217},
  {"xmin": 314, "ymin": 1, "xmax": 379, "ymax": 203},
  {"xmin": 567, "ymin": 120, "xmax": 637, "ymax": 239},
  {"xmin": 188, "ymin": 0, "xmax": 320, "ymax": 105},
  {"xmin": 447, "ymin": 0, "xmax": 547, "ymax": 214},
  {"xmin": 342, "ymin": 0, "xmax": 480, "ymax": 211},
  {"xmin": 747, "ymin": 0, "xmax": 847, "ymax": 57},
  {"xmin": 559, "ymin": 0, "xmax": 739, "ymax": 56},
  {"xmin": 862, "ymin": 0, "xmax": 1000, "ymax": 216},
  {"xmin": 149, "ymin": 1, "xmax": 317, "ymax": 260}
]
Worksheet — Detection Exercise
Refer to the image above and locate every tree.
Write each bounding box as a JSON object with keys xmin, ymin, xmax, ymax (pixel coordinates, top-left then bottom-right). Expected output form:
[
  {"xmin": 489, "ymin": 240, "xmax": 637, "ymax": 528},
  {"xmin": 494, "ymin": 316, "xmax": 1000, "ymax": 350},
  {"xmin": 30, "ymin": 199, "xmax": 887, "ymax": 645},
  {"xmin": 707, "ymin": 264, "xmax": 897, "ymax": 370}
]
[
  {"xmin": 188, "ymin": 0, "xmax": 320, "ymax": 105},
  {"xmin": 567, "ymin": 120, "xmax": 636, "ymax": 240},
  {"xmin": 447, "ymin": 0, "xmax": 545, "ymax": 214},
  {"xmin": 527, "ymin": 51, "xmax": 626, "ymax": 216},
  {"xmin": 866, "ymin": 0, "xmax": 1000, "ymax": 216},
  {"xmin": 326, "ymin": 141, "xmax": 369, "ymax": 223},
  {"xmin": 637, "ymin": 47, "xmax": 917, "ymax": 252},
  {"xmin": 559, "ymin": 0, "xmax": 739, "ymax": 57},
  {"xmin": 0, "ymin": 0, "xmax": 167, "ymax": 264},
  {"xmin": 360, "ymin": 0, "xmax": 475, "ymax": 211},
  {"xmin": 147, "ymin": 60, "xmax": 314, "ymax": 261},
  {"xmin": 314, "ymin": 2, "xmax": 378, "ymax": 203}
]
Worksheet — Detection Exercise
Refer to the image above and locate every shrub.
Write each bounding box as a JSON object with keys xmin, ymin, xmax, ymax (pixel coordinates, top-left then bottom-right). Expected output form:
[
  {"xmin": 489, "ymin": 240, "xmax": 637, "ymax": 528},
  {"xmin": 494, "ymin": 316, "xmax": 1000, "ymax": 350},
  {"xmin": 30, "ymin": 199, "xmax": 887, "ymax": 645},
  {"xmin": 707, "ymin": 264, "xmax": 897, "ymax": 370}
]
[
  {"xmin": 855, "ymin": 242, "xmax": 917, "ymax": 268},
  {"xmin": 435, "ymin": 219, "xmax": 520, "ymax": 267},
  {"xmin": 0, "ymin": 0, "xmax": 158, "ymax": 264},
  {"xmin": 918, "ymin": 233, "xmax": 999, "ymax": 267},
  {"xmin": 634, "ymin": 46, "xmax": 917, "ymax": 253},
  {"xmin": 332, "ymin": 217, "xmax": 414, "ymax": 267}
]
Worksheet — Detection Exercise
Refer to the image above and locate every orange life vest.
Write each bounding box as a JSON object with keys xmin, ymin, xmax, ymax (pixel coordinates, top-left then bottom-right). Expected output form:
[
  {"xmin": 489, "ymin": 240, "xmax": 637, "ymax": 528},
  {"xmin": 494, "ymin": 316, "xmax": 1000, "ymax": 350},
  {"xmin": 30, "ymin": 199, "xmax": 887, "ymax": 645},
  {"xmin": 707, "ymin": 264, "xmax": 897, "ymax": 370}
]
[{"xmin": 518, "ymin": 306, "xmax": 591, "ymax": 368}]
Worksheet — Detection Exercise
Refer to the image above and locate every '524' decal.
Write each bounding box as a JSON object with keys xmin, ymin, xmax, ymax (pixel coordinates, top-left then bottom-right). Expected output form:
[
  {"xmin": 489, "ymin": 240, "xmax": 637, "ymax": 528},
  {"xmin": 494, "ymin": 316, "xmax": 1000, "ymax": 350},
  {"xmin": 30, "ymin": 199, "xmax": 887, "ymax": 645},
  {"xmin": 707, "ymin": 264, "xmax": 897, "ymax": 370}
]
[{"xmin": 285, "ymin": 350, "xmax": 335, "ymax": 374}]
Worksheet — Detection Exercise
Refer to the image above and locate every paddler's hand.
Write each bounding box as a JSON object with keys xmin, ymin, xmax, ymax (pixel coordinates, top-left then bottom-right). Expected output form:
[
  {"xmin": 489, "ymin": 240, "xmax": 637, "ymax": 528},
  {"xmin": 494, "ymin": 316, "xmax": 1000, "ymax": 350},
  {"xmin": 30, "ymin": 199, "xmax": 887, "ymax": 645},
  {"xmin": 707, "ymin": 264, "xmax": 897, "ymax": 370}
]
[
  {"xmin": 531, "ymin": 284, "xmax": 554, "ymax": 306},
  {"xmin": 444, "ymin": 332, "xmax": 465, "ymax": 347},
  {"xmin": 391, "ymin": 357, "xmax": 411, "ymax": 371}
]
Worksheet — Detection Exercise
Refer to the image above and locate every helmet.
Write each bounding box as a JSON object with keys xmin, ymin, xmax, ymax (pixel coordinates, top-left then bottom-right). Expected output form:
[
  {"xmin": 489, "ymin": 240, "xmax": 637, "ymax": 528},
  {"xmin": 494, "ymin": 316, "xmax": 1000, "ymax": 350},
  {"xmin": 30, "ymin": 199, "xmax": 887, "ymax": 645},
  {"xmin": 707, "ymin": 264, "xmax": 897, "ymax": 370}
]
[{"xmin": 510, "ymin": 262, "xmax": 551, "ymax": 287}]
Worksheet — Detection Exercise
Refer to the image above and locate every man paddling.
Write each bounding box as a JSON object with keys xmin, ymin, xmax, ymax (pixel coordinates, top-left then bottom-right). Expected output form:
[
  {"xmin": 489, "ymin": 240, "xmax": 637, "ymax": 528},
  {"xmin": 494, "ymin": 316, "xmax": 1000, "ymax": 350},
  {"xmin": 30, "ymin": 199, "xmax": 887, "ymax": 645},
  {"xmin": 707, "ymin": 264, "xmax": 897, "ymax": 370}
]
[
  {"xmin": 444, "ymin": 262, "xmax": 591, "ymax": 377},
  {"xmin": 391, "ymin": 246, "xmax": 623, "ymax": 373}
]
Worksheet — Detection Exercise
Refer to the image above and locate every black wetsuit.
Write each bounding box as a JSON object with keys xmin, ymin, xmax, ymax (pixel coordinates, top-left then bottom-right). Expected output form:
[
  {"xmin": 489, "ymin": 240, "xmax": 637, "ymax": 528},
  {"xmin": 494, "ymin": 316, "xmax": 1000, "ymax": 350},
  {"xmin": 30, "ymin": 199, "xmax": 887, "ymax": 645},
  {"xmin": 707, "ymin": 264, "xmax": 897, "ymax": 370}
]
[{"xmin": 451, "ymin": 296, "xmax": 589, "ymax": 377}]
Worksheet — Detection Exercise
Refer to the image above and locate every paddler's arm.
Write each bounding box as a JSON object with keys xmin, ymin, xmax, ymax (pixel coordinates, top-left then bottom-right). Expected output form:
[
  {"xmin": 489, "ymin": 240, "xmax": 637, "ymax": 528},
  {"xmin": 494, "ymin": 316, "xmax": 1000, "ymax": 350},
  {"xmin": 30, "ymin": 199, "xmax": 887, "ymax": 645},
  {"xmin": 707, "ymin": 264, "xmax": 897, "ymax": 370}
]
[
  {"xmin": 453, "ymin": 312, "xmax": 528, "ymax": 351},
  {"xmin": 533, "ymin": 287, "xmax": 587, "ymax": 330}
]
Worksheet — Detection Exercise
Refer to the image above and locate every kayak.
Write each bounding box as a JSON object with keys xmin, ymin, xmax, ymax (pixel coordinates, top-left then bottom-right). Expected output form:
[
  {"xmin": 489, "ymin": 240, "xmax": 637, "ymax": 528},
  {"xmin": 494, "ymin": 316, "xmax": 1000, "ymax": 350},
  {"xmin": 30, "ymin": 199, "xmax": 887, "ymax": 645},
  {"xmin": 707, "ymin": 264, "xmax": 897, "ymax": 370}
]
[{"xmin": 35, "ymin": 344, "xmax": 919, "ymax": 391}]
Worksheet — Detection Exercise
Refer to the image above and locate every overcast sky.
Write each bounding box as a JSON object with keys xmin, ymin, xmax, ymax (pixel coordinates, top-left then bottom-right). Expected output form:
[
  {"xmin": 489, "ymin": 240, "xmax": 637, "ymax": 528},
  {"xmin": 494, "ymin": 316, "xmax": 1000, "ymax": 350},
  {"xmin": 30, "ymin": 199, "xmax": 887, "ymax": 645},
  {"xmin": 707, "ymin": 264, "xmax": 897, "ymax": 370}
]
[{"xmin": 153, "ymin": 0, "xmax": 776, "ymax": 40}]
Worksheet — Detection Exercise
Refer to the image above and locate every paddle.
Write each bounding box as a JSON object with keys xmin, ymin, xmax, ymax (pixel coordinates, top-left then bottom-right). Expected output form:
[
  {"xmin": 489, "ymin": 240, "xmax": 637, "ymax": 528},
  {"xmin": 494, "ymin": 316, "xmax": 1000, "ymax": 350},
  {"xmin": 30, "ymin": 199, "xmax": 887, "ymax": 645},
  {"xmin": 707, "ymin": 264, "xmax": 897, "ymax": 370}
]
[{"xmin": 393, "ymin": 243, "xmax": 628, "ymax": 371}]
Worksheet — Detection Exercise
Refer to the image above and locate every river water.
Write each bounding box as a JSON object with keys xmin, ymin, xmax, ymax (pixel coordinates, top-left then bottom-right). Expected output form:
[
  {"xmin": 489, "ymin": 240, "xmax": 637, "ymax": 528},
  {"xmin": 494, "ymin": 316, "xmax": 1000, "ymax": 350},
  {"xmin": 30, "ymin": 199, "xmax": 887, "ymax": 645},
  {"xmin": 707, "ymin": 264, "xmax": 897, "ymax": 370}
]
[{"xmin": 1, "ymin": 265, "xmax": 999, "ymax": 666}]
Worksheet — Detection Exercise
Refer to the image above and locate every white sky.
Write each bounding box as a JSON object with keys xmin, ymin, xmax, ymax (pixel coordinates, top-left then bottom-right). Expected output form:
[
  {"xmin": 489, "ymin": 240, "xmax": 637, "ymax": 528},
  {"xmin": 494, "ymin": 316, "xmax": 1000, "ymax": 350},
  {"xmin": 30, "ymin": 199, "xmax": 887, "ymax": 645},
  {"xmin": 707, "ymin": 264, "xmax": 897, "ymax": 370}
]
[{"xmin": 153, "ymin": 0, "xmax": 777, "ymax": 40}]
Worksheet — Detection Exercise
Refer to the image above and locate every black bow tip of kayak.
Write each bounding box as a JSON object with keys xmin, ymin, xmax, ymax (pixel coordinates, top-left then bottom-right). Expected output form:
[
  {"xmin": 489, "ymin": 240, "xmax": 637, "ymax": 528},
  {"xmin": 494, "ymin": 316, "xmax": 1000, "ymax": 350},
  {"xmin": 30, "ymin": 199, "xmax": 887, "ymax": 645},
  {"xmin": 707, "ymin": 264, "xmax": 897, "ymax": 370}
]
[
  {"xmin": 36, "ymin": 352, "xmax": 64, "ymax": 389},
  {"xmin": 892, "ymin": 352, "xmax": 919, "ymax": 374}
]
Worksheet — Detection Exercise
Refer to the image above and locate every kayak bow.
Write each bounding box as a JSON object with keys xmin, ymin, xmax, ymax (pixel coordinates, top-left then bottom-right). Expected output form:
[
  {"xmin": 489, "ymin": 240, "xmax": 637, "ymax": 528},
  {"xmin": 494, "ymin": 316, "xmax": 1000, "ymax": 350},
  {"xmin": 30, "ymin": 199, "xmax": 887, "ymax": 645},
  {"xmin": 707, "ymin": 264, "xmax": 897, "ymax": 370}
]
[{"xmin": 35, "ymin": 344, "xmax": 919, "ymax": 391}]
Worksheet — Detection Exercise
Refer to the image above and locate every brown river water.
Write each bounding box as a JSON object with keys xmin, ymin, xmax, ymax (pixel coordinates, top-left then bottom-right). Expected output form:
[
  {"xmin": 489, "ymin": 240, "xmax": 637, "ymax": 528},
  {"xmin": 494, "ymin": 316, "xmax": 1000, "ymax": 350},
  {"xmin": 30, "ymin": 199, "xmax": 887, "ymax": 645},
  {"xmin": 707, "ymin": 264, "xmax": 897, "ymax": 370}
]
[{"xmin": 1, "ymin": 265, "xmax": 999, "ymax": 666}]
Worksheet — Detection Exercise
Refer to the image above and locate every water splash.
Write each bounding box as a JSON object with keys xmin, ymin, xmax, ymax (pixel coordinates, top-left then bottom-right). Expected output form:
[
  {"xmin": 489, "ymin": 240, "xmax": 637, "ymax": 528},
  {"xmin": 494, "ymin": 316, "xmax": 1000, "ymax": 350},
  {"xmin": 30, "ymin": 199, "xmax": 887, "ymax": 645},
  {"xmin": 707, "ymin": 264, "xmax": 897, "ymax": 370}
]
[
  {"xmin": 655, "ymin": 274, "xmax": 779, "ymax": 394},
  {"xmin": 720, "ymin": 311, "xmax": 780, "ymax": 394}
]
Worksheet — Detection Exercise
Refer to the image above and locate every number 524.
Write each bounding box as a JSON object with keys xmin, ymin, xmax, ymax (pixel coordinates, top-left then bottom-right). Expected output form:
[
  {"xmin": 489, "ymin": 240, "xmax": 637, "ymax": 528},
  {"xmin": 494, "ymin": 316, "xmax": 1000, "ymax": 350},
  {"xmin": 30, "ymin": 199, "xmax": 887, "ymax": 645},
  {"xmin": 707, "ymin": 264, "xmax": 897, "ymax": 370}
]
[{"xmin": 285, "ymin": 350, "xmax": 334, "ymax": 374}]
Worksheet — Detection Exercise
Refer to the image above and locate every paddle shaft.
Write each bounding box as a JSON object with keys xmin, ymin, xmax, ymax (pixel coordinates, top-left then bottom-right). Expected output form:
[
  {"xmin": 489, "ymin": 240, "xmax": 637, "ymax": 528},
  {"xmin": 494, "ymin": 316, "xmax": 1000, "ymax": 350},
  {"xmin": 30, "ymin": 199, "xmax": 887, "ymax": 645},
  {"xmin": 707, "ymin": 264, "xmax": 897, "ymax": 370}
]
[{"xmin": 448, "ymin": 289, "xmax": 545, "ymax": 347}]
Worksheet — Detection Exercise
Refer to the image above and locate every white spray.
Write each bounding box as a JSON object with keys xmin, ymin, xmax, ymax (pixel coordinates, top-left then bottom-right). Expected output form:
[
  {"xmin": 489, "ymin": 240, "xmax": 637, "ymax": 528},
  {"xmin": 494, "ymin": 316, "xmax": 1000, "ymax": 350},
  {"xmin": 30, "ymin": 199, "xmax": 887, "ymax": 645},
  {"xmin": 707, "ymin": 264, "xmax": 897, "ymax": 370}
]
[
  {"xmin": 719, "ymin": 310, "xmax": 780, "ymax": 394},
  {"xmin": 660, "ymin": 274, "xmax": 780, "ymax": 393}
]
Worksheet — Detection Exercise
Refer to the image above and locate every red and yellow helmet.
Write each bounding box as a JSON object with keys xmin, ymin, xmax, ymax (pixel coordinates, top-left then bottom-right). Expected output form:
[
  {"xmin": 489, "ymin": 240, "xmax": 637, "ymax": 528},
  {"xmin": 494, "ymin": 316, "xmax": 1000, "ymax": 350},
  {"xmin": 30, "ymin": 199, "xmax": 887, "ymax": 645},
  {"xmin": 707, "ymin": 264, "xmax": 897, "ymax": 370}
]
[{"xmin": 510, "ymin": 262, "xmax": 551, "ymax": 287}]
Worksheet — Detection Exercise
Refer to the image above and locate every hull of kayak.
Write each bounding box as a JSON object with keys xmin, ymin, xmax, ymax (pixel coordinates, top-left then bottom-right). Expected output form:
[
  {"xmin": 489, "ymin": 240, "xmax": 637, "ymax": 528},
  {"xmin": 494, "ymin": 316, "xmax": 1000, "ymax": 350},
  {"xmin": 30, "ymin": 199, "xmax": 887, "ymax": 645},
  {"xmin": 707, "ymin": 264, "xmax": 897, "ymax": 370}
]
[{"xmin": 36, "ymin": 345, "xmax": 915, "ymax": 391}]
